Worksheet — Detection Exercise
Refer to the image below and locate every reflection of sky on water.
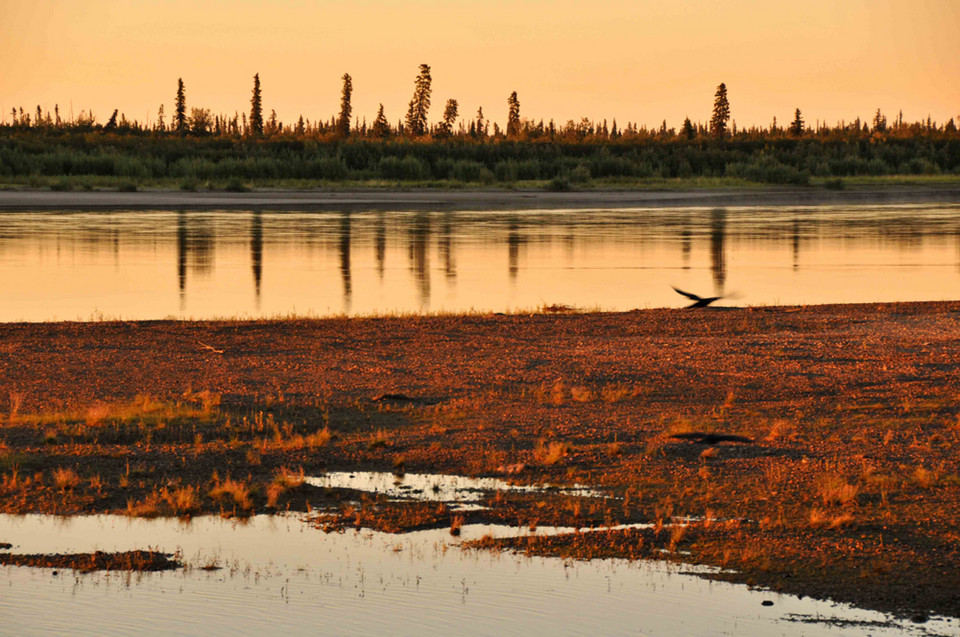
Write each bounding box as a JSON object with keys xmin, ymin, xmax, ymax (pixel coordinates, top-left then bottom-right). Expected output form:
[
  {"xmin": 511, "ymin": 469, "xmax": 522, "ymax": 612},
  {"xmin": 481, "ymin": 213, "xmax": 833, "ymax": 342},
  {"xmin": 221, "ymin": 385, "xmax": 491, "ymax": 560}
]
[
  {"xmin": 2, "ymin": 204, "xmax": 960, "ymax": 321},
  {"xmin": 0, "ymin": 513, "xmax": 949, "ymax": 637}
]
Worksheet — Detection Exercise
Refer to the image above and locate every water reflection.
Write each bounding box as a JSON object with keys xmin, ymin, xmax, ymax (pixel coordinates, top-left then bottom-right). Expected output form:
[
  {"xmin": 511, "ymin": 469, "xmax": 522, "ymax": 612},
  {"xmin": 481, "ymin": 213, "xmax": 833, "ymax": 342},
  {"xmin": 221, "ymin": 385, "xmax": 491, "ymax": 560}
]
[
  {"xmin": 2, "ymin": 204, "xmax": 960, "ymax": 322},
  {"xmin": 409, "ymin": 212, "xmax": 430, "ymax": 309},
  {"xmin": 507, "ymin": 217, "xmax": 525, "ymax": 283},
  {"xmin": 710, "ymin": 208, "xmax": 726, "ymax": 293},
  {"xmin": 251, "ymin": 211, "xmax": 262, "ymax": 306},
  {"xmin": 2, "ymin": 513, "xmax": 940, "ymax": 637},
  {"xmin": 339, "ymin": 213, "xmax": 351, "ymax": 313},
  {"xmin": 177, "ymin": 211, "xmax": 187, "ymax": 309}
]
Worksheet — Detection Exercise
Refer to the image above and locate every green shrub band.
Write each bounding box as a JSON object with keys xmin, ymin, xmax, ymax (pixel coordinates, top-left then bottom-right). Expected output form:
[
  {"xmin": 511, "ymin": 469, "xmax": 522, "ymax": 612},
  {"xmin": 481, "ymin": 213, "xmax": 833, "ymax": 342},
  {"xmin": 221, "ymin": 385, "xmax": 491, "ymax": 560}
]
[{"xmin": 0, "ymin": 135, "xmax": 957, "ymax": 186}]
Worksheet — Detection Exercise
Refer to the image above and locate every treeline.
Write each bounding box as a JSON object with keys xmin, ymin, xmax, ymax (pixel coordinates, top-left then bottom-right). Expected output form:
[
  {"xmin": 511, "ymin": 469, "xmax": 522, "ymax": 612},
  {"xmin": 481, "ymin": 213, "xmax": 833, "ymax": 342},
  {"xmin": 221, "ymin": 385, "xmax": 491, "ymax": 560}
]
[
  {"xmin": 2, "ymin": 133, "xmax": 958, "ymax": 187},
  {"xmin": 2, "ymin": 67, "xmax": 959, "ymax": 186}
]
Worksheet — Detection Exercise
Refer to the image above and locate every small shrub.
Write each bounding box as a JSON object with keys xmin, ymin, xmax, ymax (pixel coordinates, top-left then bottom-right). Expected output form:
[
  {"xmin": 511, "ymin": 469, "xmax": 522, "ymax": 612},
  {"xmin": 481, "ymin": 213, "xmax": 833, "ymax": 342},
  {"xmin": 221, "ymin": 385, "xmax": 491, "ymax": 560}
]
[
  {"xmin": 126, "ymin": 493, "xmax": 162, "ymax": 518},
  {"xmin": 817, "ymin": 473, "xmax": 859, "ymax": 506},
  {"xmin": 546, "ymin": 176, "xmax": 571, "ymax": 192},
  {"xmin": 534, "ymin": 439, "xmax": 569, "ymax": 465},
  {"xmin": 209, "ymin": 478, "xmax": 253, "ymax": 512},
  {"xmin": 52, "ymin": 467, "xmax": 80, "ymax": 491},
  {"xmin": 224, "ymin": 178, "xmax": 248, "ymax": 192},
  {"xmin": 164, "ymin": 486, "xmax": 199, "ymax": 516}
]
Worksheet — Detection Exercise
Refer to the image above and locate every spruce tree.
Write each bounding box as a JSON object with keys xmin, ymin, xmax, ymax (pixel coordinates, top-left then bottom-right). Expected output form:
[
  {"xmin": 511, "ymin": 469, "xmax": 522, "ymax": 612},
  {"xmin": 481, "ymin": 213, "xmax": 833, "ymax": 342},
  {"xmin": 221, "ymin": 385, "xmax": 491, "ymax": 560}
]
[
  {"xmin": 709, "ymin": 83, "xmax": 730, "ymax": 138},
  {"xmin": 438, "ymin": 99, "xmax": 458, "ymax": 136},
  {"xmin": 404, "ymin": 64, "xmax": 432, "ymax": 136},
  {"xmin": 789, "ymin": 108, "xmax": 804, "ymax": 136},
  {"xmin": 372, "ymin": 104, "xmax": 390, "ymax": 138},
  {"xmin": 338, "ymin": 73, "xmax": 353, "ymax": 137},
  {"xmin": 175, "ymin": 78, "xmax": 187, "ymax": 135},
  {"xmin": 872, "ymin": 108, "xmax": 887, "ymax": 133},
  {"xmin": 682, "ymin": 117, "xmax": 696, "ymax": 140},
  {"xmin": 250, "ymin": 73, "xmax": 264, "ymax": 136},
  {"xmin": 475, "ymin": 106, "xmax": 485, "ymax": 139},
  {"xmin": 506, "ymin": 91, "xmax": 521, "ymax": 137}
]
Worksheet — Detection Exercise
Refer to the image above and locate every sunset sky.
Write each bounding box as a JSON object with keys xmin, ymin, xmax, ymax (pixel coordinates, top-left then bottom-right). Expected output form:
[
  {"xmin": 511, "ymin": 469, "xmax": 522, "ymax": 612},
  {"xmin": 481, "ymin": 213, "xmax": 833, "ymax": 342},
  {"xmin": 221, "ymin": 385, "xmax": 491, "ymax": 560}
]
[{"xmin": 2, "ymin": 0, "xmax": 958, "ymax": 130}]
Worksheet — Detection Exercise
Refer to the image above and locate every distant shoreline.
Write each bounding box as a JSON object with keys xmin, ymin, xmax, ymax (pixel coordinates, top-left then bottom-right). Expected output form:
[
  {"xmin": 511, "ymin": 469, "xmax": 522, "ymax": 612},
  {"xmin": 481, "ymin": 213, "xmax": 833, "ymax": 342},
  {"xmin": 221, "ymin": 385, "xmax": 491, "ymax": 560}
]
[{"xmin": 2, "ymin": 185, "xmax": 960, "ymax": 211}]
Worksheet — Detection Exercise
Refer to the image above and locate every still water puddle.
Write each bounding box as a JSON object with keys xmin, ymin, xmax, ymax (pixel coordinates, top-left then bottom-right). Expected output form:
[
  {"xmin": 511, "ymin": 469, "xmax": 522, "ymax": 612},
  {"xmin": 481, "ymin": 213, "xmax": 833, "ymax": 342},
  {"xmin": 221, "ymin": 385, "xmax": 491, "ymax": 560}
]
[
  {"xmin": 306, "ymin": 470, "xmax": 602, "ymax": 510},
  {"xmin": 0, "ymin": 513, "xmax": 954, "ymax": 636},
  {"xmin": 3, "ymin": 204, "xmax": 960, "ymax": 321}
]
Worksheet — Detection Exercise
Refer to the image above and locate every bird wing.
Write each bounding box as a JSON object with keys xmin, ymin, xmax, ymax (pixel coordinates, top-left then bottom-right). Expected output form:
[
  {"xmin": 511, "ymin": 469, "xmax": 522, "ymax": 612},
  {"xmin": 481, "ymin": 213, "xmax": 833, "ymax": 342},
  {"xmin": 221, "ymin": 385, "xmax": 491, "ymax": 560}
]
[{"xmin": 672, "ymin": 286, "xmax": 701, "ymax": 301}]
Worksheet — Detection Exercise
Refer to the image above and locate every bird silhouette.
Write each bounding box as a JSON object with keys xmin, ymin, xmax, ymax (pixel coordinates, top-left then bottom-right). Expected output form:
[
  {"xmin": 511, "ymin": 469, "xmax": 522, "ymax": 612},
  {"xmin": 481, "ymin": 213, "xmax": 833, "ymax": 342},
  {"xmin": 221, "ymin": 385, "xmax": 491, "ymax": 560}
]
[
  {"xmin": 672, "ymin": 286, "xmax": 722, "ymax": 308},
  {"xmin": 668, "ymin": 432, "xmax": 754, "ymax": 445}
]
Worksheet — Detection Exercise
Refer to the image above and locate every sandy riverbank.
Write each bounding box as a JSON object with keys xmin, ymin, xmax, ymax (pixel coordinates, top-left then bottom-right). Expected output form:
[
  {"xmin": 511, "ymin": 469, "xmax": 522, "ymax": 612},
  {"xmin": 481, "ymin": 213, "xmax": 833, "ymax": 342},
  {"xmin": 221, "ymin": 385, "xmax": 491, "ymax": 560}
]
[{"xmin": 2, "ymin": 185, "xmax": 960, "ymax": 210}]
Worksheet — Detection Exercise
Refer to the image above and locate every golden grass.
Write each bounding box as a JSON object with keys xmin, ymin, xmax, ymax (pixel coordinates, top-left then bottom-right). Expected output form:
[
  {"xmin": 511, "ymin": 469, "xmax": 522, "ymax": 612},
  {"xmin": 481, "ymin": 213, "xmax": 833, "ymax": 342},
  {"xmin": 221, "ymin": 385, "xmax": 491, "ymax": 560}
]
[
  {"xmin": 126, "ymin": 493, "xmax": 163, "ymax": 518},
  {"xmin": 534, "ymin": 439, "xmax": 569, "ymax": 465},
  {"xmin": 52, "ymin": 467, "xmax": 80, "ymax": 491},
  {"xmin": 163, "ymin": 486, "xmax": 199, "ymax": 516},
  {"xmin": 817, "ymin": 473, "xmax": 860, "ymax": 506},
  {"xmin": 208, "ymin": 478, "xmax": 253, "ymax": 513}
]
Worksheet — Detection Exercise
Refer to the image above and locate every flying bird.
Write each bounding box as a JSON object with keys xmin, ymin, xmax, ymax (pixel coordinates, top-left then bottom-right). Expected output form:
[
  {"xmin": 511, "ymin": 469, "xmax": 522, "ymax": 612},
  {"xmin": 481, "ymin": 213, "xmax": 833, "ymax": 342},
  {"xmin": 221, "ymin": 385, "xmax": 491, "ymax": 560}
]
[
  {"xmin": 672, "ymin": 286, "xmax": 722, "ymax": 308},
  {"xmin": 669, "ymin": 432, "xmax": 754, "ymax": 445}
]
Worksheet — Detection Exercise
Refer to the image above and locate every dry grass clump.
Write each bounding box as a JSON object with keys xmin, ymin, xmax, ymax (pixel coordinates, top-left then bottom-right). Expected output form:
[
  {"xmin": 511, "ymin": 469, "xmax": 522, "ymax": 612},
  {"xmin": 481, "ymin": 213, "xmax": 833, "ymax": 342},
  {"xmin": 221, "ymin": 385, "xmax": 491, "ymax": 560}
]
[
  {"xmin": 273, "ymin": 466, "xmax": 305, "ymax": 489},
  {"xmin": 817, "ymin": 473, "xmax": 860, "ymax": 506},
  {"xmin": 765, "ymin": 419, "xmax": 798, "ymax": 442},
  {"xmin": 605, "ymin": 440, "xmax": 623, "ymax": 457},
  {"xmin": 911, "ymin": 466, "xmax": 938, "ymax": 489},
  {"xmin": 368, "ymin": 429, "xmax": 391, "ymax": 450},
  {"xmin": 163, "ymin": 486, "xmax": 199, "ymax": 516},
  {"xmin": 209, "ymin": 478, "xmax": 253, "ymax": 513},
  {"xmin": 668, "ymin": 524, "xmax": 688, "ymax": 551},
  {"xmin": 534, "ymin": 439, "xmax": 569, "ymax": 465},
  {"xmin": 265, "ymin": 467, "xmax": 304, "ymax": 509},
  {"xmin": 600, "ymin": 384, "xmax": 635, "ymax": 403},
  {"xmin": 126, "ymin": 493, "xmax": 163, "ymax": 518},
  {"xmin": 182, "ymin": 389, "xmax": 221, "ymax": 413},
  {"xmin": 809, "ymin": 508, "xmax": 855, "ymax": 528},
  {"xmin": 7, "ymin": 391, "xmax": 25, "ymax": 423},
  {"xmin": 52, "ymin": 467, "xmax": 80, "ymax": 491},
  {"xmin": 570, "ymin": 386, "xmax": 594, "ymax": 403},
  {"xmin": 304, "ymin": 426, "xmax": 332, "ymax": 448}
]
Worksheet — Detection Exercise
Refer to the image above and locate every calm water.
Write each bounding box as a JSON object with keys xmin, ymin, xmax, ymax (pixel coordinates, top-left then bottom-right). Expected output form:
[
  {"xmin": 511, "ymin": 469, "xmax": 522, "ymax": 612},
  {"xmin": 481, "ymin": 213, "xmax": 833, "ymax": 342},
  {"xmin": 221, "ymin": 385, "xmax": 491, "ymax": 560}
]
[
  {"xmin": 2, "ymin": 512, "xmax": 953, "ymax": 636},
  {"xmin": 2, "ymin": 204, "xmax": 960, "ymax": 321}
]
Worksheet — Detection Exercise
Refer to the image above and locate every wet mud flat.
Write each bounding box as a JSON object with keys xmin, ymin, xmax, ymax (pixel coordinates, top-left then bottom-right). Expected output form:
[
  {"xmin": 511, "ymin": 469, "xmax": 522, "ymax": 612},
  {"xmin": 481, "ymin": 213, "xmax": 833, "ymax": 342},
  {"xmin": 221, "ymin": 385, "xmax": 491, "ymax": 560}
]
[{"xmin": 1, "ymin": 301, "xmax": 959, "ymax": 619}]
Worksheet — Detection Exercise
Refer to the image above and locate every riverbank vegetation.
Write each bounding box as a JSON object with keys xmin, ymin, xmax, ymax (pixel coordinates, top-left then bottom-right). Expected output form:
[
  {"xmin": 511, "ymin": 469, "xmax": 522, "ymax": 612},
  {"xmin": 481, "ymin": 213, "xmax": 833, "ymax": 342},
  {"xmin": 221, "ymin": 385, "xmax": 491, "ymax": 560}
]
[{"xmin": 3, "ymin": 71, "xmax": 959, "ymax": 190}]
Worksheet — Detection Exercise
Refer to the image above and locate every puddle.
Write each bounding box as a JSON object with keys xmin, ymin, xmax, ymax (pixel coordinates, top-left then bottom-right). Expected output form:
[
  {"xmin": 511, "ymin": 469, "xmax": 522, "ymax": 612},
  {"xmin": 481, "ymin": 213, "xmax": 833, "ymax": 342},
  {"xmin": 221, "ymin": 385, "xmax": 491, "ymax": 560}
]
[
  {"xmin": 306, "ymin": 470, "xmax": 603, "ymax": 510},
  {"xmin": 0, "ymin": 514, "xmax": 954, "ymax": 636}
]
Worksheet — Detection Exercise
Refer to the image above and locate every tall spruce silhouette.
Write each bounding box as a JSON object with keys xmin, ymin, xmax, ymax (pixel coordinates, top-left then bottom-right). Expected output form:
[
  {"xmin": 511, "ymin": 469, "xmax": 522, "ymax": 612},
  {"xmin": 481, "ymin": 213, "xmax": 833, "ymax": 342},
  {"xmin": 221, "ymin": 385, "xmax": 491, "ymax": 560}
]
[
  {"xmin": 507, "ymin": 91, "xmax": 521, "ymax": 137},
  {"xmin": 338, "ymin": 73, "xmax": 353, "ymax": 137},
  {"xmin": 175, "ymin": 78, "xmax": 187, "ymax": 135},
  {"xmin": 710, "ymin": 83, "xmax": 730, "ymax": 138},
  {"xmin": 250, "ymin": 74, "xmax": 264, "ymax": 136},
  {"xmin": 405, "ymin": 64, "xmax": 431, "ymax": 136},
  {"xmin": 790, "ymin": 108, "xmax": 804, "ymax": 136},
  {"xmin": 372, "ymin": 104, "xmax": 390, "ymax": 138},
  {"xmin": 437, "ymin": 99, "xmax": 458, "ymax": 136},
  {"xmin": 682, "ymin": 117, "xmax": 696, "ymax": 140}
]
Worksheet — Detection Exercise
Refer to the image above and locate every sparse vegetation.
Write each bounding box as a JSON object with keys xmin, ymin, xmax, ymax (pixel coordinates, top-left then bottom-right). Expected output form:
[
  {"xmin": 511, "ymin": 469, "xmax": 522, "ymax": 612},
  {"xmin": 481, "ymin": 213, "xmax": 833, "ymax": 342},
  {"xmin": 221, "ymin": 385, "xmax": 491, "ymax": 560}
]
[{"xmin": 0, "ymin": 303, "xmax": 959, "ymax": 617}]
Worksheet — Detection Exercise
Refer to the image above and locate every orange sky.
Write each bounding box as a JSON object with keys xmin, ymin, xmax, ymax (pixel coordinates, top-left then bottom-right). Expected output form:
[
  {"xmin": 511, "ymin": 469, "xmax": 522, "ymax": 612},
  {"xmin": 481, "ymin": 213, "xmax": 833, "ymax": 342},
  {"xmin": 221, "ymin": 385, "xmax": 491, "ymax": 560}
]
[{"xmin": 2, "ymin": 0, "xmax": 959, "ymax": 130}]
